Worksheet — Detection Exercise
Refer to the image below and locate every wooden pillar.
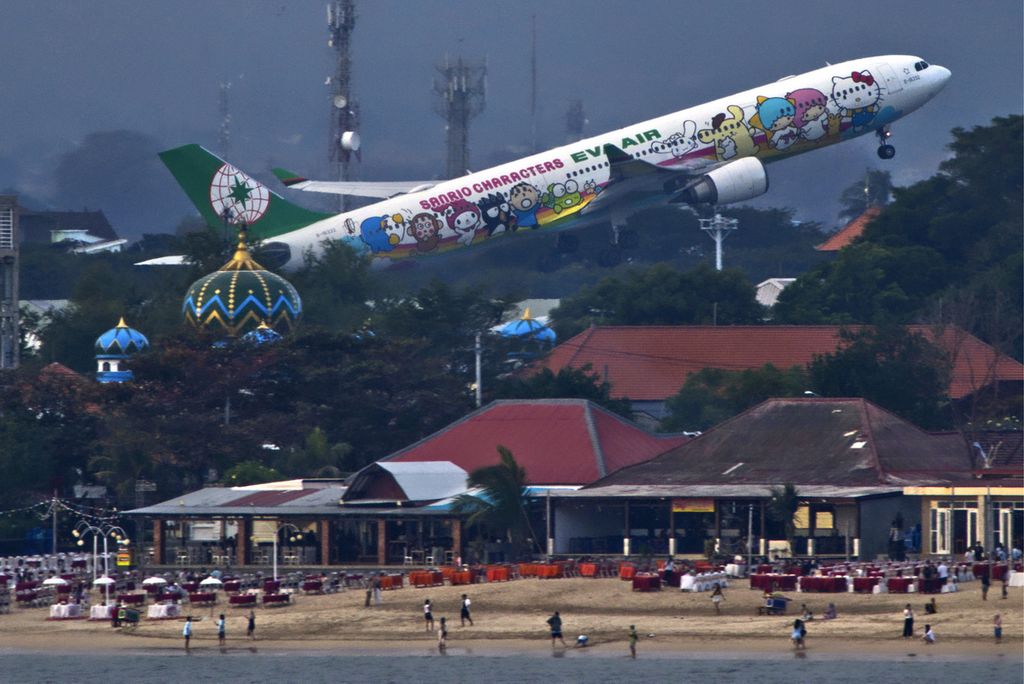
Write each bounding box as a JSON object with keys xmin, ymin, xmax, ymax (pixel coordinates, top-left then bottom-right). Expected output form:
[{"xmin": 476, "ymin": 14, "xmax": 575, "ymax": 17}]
[
  {"xmin": 319, "ymin": 519, "xmax": 332, "ymax": 566},
  {"xmin": 377, "ymin": 519, "xmax": 387, "ymax": 566},
  {"xmin": 451, "ymin": 519, "xmax": 462, "ymax": 564},
  {"xmin": 236, "ymin": 519, "xmax": 249, "ymax": 566},
  {"xmin": 152, "ymin": 519, "xmax": 165, "ymax": 565}
]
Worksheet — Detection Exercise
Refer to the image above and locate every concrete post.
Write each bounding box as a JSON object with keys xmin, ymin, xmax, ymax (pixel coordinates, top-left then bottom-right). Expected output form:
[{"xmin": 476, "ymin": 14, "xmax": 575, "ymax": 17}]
[
  {"xmin": 152, "ymin": 519, "xmax": 165, "ymax": 565},
  {"xmin": 807, "ymin": 538, "xmax": 815, "ymax": 556},
  {"xmin": 235, "ymin": 519, "xmax": 249, "ymax": 566},
  {"xmin": 853, "ymin": 538, "xmax": 861, "ymax": 558},
  {"xmin": 319, "ymin": 519, "xmax": 331, "ymax": 565},
  {"xmin": 377, "ymin": 519, "xmax": 387, "ymax": 566},
  {"xmin": 451, "ymin": 519, "xmax": 462, "ymax": 564}
]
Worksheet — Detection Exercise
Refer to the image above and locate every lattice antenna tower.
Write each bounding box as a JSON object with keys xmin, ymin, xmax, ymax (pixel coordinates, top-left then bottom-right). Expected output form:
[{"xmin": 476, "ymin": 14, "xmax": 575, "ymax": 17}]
[
  {"xmin": 698, "ymin": 213, "xmax": 738, "ymax": 271},
  {"xmin": 218, "ymin": 81, "xmax": 232, "ymax": 161},
  {"xmin": 0, "ymin": 196, "xmax": 18, "ymax": 369},
  {"xmin": 565, "ymin": 99, "xmax": 586, "ymax": 143},
  {"xmin": 433, "ymin": 55, "xmax": 487, "ymax": 179},
  {"xmin": 327, "ymin": 0, "xmax": 360, "ymax": 211}
]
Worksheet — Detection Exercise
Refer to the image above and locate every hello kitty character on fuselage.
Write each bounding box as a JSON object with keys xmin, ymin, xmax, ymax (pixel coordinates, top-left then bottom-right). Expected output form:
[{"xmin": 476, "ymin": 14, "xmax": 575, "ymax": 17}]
[
  {"xmin": 442, "ymin": 199, "xmax": 484, "ymax": 247},
  {"xmin": 787, "ymin": 88, "xmax": 829, "ymax": 142},
  {"xmin": 830, "ymin": 70, "xmax": 881, "ymax": 133}
]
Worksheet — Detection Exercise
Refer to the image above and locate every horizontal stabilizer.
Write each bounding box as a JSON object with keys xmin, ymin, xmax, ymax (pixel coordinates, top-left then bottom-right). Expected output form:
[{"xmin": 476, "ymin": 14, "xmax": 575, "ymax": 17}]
[{"xmin": 271, "ymin": 168, "xmax": 436, "ymax": 198}]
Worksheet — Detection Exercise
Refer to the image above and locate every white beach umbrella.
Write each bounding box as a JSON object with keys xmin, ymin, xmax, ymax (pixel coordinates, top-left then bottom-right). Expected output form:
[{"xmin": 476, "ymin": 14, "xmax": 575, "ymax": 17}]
[
  {"xmin": 199, "ymin": 576, "xmax": 223, "ymax": 588},
  {"xmin": 142, "ymin": 576, "xmax": 168, "ymax": 586},
  {"xmin": 93, "ymin": 576, "xmax": 115, "ymax": 586},
  {"xmin": 42, "ymin": 576, "xmax": 68, "ymax": 586}
]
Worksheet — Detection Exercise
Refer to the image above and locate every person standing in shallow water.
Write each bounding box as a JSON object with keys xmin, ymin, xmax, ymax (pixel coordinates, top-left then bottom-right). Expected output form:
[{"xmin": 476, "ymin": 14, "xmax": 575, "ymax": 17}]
[
  {"xmin": 217, "ymin": 613, "xmax": 226, "ymax": 649},
  {"xmin": 902, "ymin": 604, "xmax": 914, "ymax": 638},
  {"xmin": 247, "ymin": 609, "xmax": 256, "ymax": 640},
  {"xmin": 628, "ymin": 625, "xmax": 639, "ymax": 658},
  {"xmin": 183, "ymin": 616, "xmax": 193, "ymax": 651},
  {"xmin": 547, "ymin": 611, "xmax": 567, "ymax": 647},
  {"xmin": 437, "ymin": 617, "xmax": 448, "ymax": 653},
  {"xmin": 424, "ymin": 599, "xmax": 434, "ymax": 632},
  {"xmin": 460, "ymin": 594, "xmax": 473, "ymax": 626}
]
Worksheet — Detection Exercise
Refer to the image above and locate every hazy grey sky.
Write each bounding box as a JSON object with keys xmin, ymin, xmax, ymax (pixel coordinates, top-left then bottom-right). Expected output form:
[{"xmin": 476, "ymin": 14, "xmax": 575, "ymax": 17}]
[{"xmin": 1, "ymin": 0, "xmax": 1021, "ymax": 236}]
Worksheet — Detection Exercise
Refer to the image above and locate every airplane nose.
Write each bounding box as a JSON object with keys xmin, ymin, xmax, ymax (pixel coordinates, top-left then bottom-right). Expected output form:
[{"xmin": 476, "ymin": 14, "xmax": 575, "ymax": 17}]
[{"xmin": 932, "ymin": 65, "xmax": 951, "ymax": 89}]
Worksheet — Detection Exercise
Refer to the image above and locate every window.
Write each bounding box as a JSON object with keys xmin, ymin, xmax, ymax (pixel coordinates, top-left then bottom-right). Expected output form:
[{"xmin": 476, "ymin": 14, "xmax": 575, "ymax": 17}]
[{"xmin": 795, "ymin": 506, "xmax": 810, "ymax": 530}]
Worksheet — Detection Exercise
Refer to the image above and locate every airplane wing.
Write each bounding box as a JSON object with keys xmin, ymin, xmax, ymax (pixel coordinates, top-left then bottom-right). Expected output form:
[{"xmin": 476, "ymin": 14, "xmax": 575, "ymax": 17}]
[
  {"xmin": 134, "ymin": 255, "xmax": 189, "ymax": 267},
  {"xmin": 272, "ymin": 168, "xmax": 436, "ymax": 199},
  {"xmin": 581, "ymin": 144, "xmax": 691, "ymax": 214}
]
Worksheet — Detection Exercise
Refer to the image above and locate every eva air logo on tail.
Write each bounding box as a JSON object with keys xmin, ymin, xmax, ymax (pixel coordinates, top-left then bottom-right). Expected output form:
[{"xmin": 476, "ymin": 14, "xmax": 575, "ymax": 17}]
[{"xmin": 209, "ymin": 164, "xmax": 269, "ymax": 224}]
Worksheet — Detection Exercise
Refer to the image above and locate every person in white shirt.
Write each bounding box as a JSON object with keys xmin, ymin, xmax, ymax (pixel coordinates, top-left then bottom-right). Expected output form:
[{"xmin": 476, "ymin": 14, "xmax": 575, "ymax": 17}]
[
  {"xmin": 922, "ymin": 624, "xmax": 935, "ymax": 644},
  {"xmin": 936, "ymin": 561, "xmax": 949, "ymax": 582}
]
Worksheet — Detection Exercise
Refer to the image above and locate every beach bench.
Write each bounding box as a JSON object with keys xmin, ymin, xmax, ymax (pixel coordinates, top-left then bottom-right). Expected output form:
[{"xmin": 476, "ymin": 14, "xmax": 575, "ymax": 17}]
[
  {"xmin": 229, "ymin": 593, "xmax": 257, "ymax": 608},
  {"xmin": 262, "ymin": 593, "xmax": 290, "ymax": 607}
]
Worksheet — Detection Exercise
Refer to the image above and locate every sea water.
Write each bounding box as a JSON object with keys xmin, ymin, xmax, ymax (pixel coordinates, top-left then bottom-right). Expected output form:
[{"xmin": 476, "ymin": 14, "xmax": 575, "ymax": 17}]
[{"xmin": 3, "ymin": 649, "xmax": 1021, "ymax": 683}]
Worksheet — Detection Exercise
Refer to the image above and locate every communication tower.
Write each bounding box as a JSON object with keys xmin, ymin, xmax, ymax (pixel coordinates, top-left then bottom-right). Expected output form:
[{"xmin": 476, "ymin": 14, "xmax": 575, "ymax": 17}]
[
  {"xmin": 699, "ymin": 213, "xmax": 738, "ymax": 271},
  {"xmin": 434, "ymin": 55, "xmax": 487, "ymax": 179},
  {"xmin": 218, "ymin": 81, "xmax": 232, "ymax": 161},
  {"xmin": 0, "ymin": 196, "xmax": 19, "ymax": 369},
  {"xmin": 565, "ymin": 99, "xmax": 586, "ymax": 142},
  {"xmin": 327, "ymin": 0, "xmax": 360, "ymax": 211}
]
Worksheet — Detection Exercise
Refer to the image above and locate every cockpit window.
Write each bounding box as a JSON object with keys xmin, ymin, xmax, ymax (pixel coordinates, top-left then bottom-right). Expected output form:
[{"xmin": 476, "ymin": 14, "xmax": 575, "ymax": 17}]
[{"xmin": 914, "ymin": 61, "xmax": 930, "ymax": 71}]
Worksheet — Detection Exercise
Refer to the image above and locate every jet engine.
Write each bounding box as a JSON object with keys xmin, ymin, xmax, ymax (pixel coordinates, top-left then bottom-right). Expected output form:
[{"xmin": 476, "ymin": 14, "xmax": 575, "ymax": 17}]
[{"xmin": 671, "ymin": 157, "xmax": 768, "ymax": 205}]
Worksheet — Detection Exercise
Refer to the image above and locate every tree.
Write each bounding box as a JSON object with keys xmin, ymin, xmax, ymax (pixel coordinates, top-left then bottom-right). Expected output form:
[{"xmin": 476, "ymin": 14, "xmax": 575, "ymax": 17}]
[
  {"xmin": 550, "ymin": 262, "xmax": 765, "ymax": 340},
  {"xmin": 222, "ymin": 461, "xmax": 284, "ymax": 487},
  {"xmin": 660, "ymin": 364, "xmax": 808, "ymax": 432},
  {"xmin": 492, "ymin": 364, "xmax": 634, "ymax": 418},
  {"xmin": 809, "ymin": 325, "xmax": 952, "ymax": 429},
  {"xmin": 453, "ymin": 446, "xmax": 539, "ymax": 558},
  {"xmin": 837, "ymin": 169, "xmax": 893, "ymax": 222},
  {"xmin": 289, "ymin": 241, "xmax": 373, "ymax": 333},
  {"xmin": 768, "ymin": 483, "xmax": 800, "ymax": 552}
]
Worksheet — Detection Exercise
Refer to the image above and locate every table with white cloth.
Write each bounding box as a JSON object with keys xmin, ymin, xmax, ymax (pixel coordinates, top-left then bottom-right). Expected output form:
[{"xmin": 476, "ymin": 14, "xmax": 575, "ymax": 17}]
[
  {"xmin": 90, "ymin": 605, "xmax": 113, "ymax": 620},
  {"xmin": 147, "ymin": 603, "xmax": 180, "ymax": 619},
  {"xmin": 49, "ymin": 603, "xmax": 81, "ymax": 619},
  {"xmin": 725, "ymin": 563, "xmax": 747, "ymax": 578},
  {"xmin": 1009, "ymin": 571, "xmax": 1024, "ymax": 588}
]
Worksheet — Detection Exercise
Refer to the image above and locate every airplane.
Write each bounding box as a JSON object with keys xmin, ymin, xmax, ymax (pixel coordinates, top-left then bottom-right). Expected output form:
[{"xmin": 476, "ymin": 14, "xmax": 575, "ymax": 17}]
[{"xmin": 156, "ymin": 55, "xmax": 950, "ymax": 271}]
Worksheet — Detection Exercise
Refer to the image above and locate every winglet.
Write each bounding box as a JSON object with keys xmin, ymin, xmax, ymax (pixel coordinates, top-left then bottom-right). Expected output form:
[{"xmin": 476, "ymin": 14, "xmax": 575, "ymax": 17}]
[
  {"xmin": 272, "ymin": 167, "xmax": 307, "ymax": 187},
  {"xmin": 602, "ymin": 143, "xmax": 634, "ymax": 165},
  {"xmin": 603, "ymin": 143, "xmax": 668, "ymax": 181}
]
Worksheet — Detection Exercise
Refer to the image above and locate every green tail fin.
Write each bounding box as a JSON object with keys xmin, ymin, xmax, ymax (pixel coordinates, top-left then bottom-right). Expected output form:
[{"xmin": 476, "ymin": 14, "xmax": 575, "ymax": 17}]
[{"xmin": 159, "ymin": 144, "xmax": 332, "ymax": 240}]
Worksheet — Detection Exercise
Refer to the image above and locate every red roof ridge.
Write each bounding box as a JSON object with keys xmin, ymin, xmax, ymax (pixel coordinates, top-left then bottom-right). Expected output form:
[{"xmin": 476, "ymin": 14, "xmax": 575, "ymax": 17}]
[
  {"xmin": 581, "ymin": 403, "xmax": 608, "ymax": 478},
  {"xmin": 816, "ymin": 206, "xmax": 883, "ymax": 251}
]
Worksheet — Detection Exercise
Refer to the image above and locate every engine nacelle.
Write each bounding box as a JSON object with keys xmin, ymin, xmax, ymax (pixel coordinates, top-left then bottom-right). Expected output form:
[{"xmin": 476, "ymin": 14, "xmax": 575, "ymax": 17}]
[{"xmin": 672, "ymin": 157, "xmax": 769, "ymax": 205}]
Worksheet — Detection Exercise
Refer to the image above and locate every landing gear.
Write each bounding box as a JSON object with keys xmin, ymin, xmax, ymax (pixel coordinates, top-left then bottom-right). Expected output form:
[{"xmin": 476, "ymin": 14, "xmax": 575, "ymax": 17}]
[{"xmin": 876, "ymin": 127, "xmax": 895, "ymax": 159}]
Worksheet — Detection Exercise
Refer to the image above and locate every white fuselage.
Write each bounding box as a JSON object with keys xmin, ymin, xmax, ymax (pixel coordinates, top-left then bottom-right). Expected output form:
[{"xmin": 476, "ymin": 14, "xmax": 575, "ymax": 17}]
[{"xmin": 271, "ymin": 55, "xmax": 949, "ymax": 269}]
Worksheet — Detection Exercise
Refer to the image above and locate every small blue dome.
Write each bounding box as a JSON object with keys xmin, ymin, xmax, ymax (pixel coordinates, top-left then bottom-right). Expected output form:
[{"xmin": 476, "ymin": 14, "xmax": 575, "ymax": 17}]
[
  {"xmin": 95, "ymin": 318, "xmax": 149, "ymax": 356},
  {"xmin": 498, "ymin": 311, "xmax": 556, "ymax": 343},
  {"xmin": 241, "ymin": 321, "xmax": 283, "ymax": 346}
]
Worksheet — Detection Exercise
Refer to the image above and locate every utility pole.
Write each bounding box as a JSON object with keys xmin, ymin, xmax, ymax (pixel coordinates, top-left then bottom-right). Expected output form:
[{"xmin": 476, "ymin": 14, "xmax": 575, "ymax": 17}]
[
  {"xmin": 474, "ymin": 332, "xmax": 482, "ymax": 408},
  {"xmin": 699, "ymin": 214, "xmax": 738, "ymax": 271},
  {"xmin": 434, "ymin": 55, "xmax": 487, "ymax": 179},
  {"xmin": 327, "ymin": 0, "xmax": 360, "ymax": 211}
]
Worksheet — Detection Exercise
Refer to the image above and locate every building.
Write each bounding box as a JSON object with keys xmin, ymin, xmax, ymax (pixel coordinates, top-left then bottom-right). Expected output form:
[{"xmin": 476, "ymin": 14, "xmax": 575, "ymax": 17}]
[
  {"xmin": 816, "ymin": 206, "xmax": 882, "ymax": 252},
  {"xmin": 94, "ymin": 317, "xmax": 149, "ymax": 383},
  {"xmin": 536, "ymin": 325, "xmax": 1024, "ymax": 422},
  {"xmin": 547, "ymin": 397, "xmax": 1010, "ymax": 560},
  {"xmin": 19, "ymin": 209, "xmax": 122, "ymax": 252},
  {"xmin": 755, "ymin": 278, "xmax": 796, "ymax": 308}
]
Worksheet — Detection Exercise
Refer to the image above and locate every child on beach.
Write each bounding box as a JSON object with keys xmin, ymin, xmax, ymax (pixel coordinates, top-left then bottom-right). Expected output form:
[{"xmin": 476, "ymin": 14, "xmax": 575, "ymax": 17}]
[
  {"xmin": 460, "ymin": 594, "xmax": 473, "ymax": 626},
  {"xmin": 247, "ymin": 609, "xmax": 255, "ymax": 640},
  {"xmin": 923, "ymin": 624, "xmax": 935, "ymax": 644},
  {"xmin": 217, "ymin": 613, "xmax": 226, "ymax": 648},
  {"xmin": 183, "ymin": 616, "xmax": 193, "ymax": 651},
  {"xmin": 902, "ymin": 604, "xmax": 914, "ymax": 638},
  {"xmin": 628, "ymin": 625, "xmax": 638, "ymax": 659},
  {"xmin": 710, "ymin": 584, "xmax": 724, "ymax": 614},
  {"xmin": 438, "ymin": 617, "xmax": 448, "ymax": 653},
  {"xmin": 424, "ymin": 599, "xmax": 434, "ymax": 632},
  {"xmin": 791, "ymin": 618, "xmax": 806, "ymax": 649},
  {"xmin": 547, "ymin": 611, "xmax": 567, "ymax": 647},
  {"xmin": 994, "ymin": 614, "xmax": 1002, "ymax": 643}
]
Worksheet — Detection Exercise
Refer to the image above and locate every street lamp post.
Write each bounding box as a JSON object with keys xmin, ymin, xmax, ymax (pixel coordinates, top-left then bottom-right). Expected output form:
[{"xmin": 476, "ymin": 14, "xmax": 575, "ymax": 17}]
[
  {"xmin": 72, "ymin": 522, "xmax": 130, "ymax": 607},
  {"xmin": 270, "ymin": 522, "xmax": 303, "ymax": 582}
]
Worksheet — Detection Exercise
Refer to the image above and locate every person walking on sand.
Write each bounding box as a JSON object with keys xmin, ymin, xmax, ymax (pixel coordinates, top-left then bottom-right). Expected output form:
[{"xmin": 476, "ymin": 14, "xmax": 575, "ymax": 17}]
[
  {"xmin": 902, "ymin": 604, "xmax": 914, "ymax": 638},
  {"xmin": 183, "ymin": 616, "xmax": 193, "ymax": 652},
  {"xmin": 710, "ymin": 584, "xmax": 724, "ymax": 615},
  {"xmin": 547, "ymin": 611, "xmax": 567, "ymax": 647},
  {"xmin": 424, "ymin": 598, "xmax": 434, "ymax": 632},
  {"xmin": 994, "ymin": 613, "xmax": 1002, "ymax": 643},
  {"xmin": 460, "ymin": 593, "xmax": 473, "ymax": 627},
  {"xmin": 628, "ymin": 624, "xmax": 639, "ymax": 659},
  {"xmin": 437, "ymin": 616, "xmax": 448, "ymax": 653},
  {"xmin": 980, "ymin": 565, "xmax": 991, "ymax": 600},
  {"xmin": 217, "ymin": 613, "xmax": 226, "ymax": 649},
  {"xmin": 247, "ymin": 609, "xmax": 256, "ymax": 640}
]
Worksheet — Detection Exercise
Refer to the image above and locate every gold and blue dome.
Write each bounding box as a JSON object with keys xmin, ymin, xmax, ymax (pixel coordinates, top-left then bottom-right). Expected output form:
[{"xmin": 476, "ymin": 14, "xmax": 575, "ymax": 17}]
[
  {"xmin": 182, "ymin": 228, "xmax": 301, "ymax": 337},
  {"xmin": 95, "ymin": 317, "xmax": 148, "ymax": 383}
]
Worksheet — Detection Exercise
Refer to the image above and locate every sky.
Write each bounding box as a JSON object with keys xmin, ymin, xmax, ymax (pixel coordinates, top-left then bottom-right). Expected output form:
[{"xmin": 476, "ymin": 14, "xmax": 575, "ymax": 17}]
[{"xmin": 0, "ymin": 0, "xmax": 1021, "ymax": 238}]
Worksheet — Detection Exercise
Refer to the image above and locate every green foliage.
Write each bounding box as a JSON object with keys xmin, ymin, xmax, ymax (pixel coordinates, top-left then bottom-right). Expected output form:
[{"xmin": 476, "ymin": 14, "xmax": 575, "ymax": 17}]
[
  {"xmin": 492, "ymin": 364, "xmax": 634, "ymax": 418},
  {"xmin": 550, "ymin": 262, "xmax": 765, "ymax": 340},
  {"xmin": 660, "ymin": 364, "xmax": 808, "ymax": 432},
  {"xmin": 775, "ymin": 116, "xmax": 1023, "ymax": 360},
  {"xmin": 275, "ymin": 427, "xmax": 353, "ymax": 478},
  {"xmin": 289, "ymin": 241, "xmax": 373, "ymax": 333},
  {"xmin": 768, "ymin": 483, "xmax": 800, "ymax": 547},
  {"xmin": 837, "ymin": 169, "xmax": 893, "ymax": 222},
  {"xmin": 453, "ymin": 446, "xmax": 538, "ymax": 556},
  {"xmin": 809, "ymin": 326, "xmax": 952, "ymax": 429},
  {"xmin": 222, "ymin": 460, "xmax": 284, "ymax": 487}
]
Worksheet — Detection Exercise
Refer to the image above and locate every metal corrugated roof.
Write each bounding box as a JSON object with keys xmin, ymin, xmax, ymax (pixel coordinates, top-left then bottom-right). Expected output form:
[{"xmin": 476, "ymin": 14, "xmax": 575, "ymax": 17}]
[
  {"xmin": 554, "ymin": 485, "xmax": 902, "ymax": 499},
  {"xmin": 374, "ymin": 462, "xmax": 468, "ymax": 502}
]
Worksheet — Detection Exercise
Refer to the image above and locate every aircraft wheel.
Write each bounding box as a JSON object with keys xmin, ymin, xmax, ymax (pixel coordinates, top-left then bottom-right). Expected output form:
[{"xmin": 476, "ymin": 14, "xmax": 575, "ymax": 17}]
[
  {"xmin": 877, "ymin": 144, "xmax": 896, "ymax": 160},
  {"xmin": 556, "ymin": 234, "xmax": 579, "ymax": 253},
  {"xmin": 617, "ymin": 229, "xmax": 639, "ymax": 250},
  {"xmin": 597, "ymin": 247, "xmax": 623, "ymax": 268}
]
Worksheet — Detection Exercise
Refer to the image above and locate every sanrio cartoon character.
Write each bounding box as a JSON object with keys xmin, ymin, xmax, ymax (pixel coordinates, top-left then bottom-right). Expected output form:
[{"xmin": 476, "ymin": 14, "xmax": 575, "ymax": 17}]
[
  {"xmin": 830, "ymin": 70, "xmax": 881, "ymax": 132},
  {"xmin": 478, "ymin": 193, "xmax": 517, "ymax": 235},
  {"xmin": 442, "ymin": 199, "xmax": 483, "ymax": 246},
  {"xmin": 750, "ymin": 96, "xmax": 799, "ymax": 151},
  {"xmin": 697, "ymin": 105, "xmax": 759, "ymax": 161},
  {"xmin": 359, "ymin": 213, "xmax": 405, "ymax": 253},
  {"xmin": 409, "ymin": 212, "xmax": 442, "ymax": 252},
  {"xmin": 786, "ymin": 88, "xmax": 830, "ymax": 142},
  {"xmin": 648, "ymin": 121, "xmax": 698, "ymax": 161}
]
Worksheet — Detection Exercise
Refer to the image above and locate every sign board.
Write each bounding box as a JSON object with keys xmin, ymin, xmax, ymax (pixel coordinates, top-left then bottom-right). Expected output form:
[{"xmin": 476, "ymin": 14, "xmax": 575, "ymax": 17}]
[
  {"xmin": 116, "ymin": 551, "xmax": 132, "ymax": 567},
  {"xmin": 672, "ymin": 498, "xmax": 715, "ymax": 513}
]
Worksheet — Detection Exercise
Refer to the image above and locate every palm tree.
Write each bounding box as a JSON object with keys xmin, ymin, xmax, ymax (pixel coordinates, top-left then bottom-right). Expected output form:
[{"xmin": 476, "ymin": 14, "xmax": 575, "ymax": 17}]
[
  {"xmin": 454, "ymin": 446, "xmax": 540, "ymax": 558},
  {"xmin": 768, "ymin": 483, "xmax": 800, "ymax": 554}
]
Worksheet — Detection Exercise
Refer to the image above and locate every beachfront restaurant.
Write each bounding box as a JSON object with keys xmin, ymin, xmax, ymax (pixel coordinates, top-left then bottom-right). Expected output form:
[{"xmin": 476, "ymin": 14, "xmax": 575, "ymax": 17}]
[
  {"xmin": 543, "ymin": 398, "xmax": 983, "ymax": 560},
  {"xmin": 125, "ymin": 462, "xmax": 474, "ymax": 568}
]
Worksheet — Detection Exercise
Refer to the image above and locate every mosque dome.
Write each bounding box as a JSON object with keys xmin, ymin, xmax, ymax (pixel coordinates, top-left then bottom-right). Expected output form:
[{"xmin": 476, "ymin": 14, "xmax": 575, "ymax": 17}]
[
  {"xmin": 498, "ymin": 308, "xmax": 556, "ymax": 344},
  {"xmin": 182, "ymin": 227, "xmax": 301, "ymax": 338},
  {"xmin": 241, "ymin": 321, "xmax": 284, "ymax": 346},
  {"xmin": 95, "ymin": 317, "xmax": 149, "ymax": 383}
]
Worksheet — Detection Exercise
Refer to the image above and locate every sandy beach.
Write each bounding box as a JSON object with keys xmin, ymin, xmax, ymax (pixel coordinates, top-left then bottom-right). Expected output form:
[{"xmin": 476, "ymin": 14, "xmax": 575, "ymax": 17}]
[{"xmin": 2, "ymin": 577, "xmax": 1020, "ymax": 660}]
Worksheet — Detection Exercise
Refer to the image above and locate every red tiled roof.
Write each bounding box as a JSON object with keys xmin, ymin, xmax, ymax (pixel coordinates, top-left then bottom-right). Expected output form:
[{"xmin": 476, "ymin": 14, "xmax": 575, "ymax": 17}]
[
  {"xmin": 226, "ymin": 489, "xmax": 319, "ymax": 507},
  {"xmin": 816, "ymin": 206, "xmax": 882, "ymax": 251},
  {"xmin": 536, "ymin": 325, "xmax": 1023, "ymax": 401},
  {"xmin": 383, "ymin": 399, "xmax": 688, "ymax": 485}
]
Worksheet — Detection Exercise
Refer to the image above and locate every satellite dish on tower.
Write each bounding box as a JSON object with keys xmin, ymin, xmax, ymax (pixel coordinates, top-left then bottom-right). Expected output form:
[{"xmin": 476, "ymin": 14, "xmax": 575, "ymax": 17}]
[
  {"xmin": 340, "ymin": 131, "xmax": 360, "ymax": 152},
  {"xmin": 333, "ymin": 95, "xmax": 347, "ymax": 109}
]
